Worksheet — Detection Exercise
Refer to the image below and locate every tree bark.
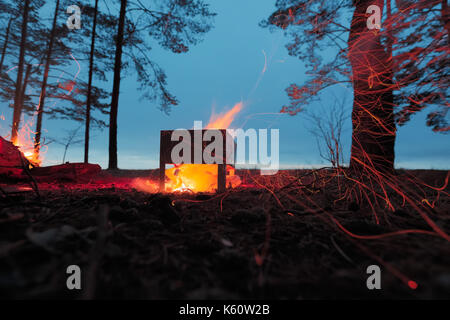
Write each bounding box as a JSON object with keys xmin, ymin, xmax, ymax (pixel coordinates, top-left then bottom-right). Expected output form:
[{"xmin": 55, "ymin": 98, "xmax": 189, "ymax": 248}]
[
  {"xmin": 0, "ymin": 17, "xmax": 13, "ymax": 74},
  {"xmin": 11, "ymin": 0, "xmax": 30, "ymax": 144},
  {"xmin": 20, "ymin": 64, "xmax": 32, "ymax": 110},
  {"xmin": 34, "ymin": 0, "xmax": 60, "ymax": 157},
  {"xmin": 84, "ymin": 0, "xmax": 99, "ymax": 163},
  {"xmin": 108, "ymin": 0, "xmax": 127, "ymax": 170},
  {"xmin": 348, "ymin": 0, "xmax": 396, "ymax": 174}
]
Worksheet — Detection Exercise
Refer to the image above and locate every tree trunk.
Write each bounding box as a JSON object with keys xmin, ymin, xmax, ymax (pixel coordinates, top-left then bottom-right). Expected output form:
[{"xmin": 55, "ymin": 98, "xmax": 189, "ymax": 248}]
[
  {"xmin": 108, "ymin": 0, "xmax": 127, "ymax": 170},
  {"xmin": 84, "ymin": 0, "xmax": 99, "ymax": 163},
  {"xmin": 11, "ymin": 0, "xmax": 30, "ymax": 144},
  {"xmin": 20, "ymin": 64, "xmax": 32, "ymax": 109},
  {"xmin": 34, "ymin": 0, "xmax": 60, "ymax": 158},
  {"xmin": 0, "ymin": 17, "xmax": 13, "ymax": 74},
  {"xmin": 348, "ymin": 0, "xmax": 396, "ymax": 174}
]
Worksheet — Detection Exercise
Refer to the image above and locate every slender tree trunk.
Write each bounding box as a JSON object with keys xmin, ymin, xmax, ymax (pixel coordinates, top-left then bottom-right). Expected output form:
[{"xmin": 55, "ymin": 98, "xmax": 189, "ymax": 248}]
[
  {"xmin": 348, "ymin": 0, "xmax": 395, "ymax": 174},
  {"xmin": 84, "ymin": 0, "xmax": 99, "ymax": 163},
  {"xmin": 0, "ymin": 17, "xmax": 13, "ymax": 74},
  {"xmin": 386, "ymin": 0, "xmax": 393, "ymax": 58},
  {"xmin": 108, "ymin": 0, "xmax": 127, "ymax": 170},
  {"xmin": 11, "ymin": 0, "xmax": 30, "ymax": 144},
  {"xmin": 34, "ymin": 0, "xmax": 60, "ymax": 158},
  {"xmin": 20, "ymin": 64, "xmax": 32, "ymax": 108}
]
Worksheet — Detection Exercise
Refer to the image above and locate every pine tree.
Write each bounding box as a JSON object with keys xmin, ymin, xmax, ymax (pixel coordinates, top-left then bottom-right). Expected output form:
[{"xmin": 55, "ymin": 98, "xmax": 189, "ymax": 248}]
[
  {"xmin": 11, "ymin": 0, "xmax": 30, "ymax": 144},
  {"xmin": 33, "ymin": 0, "xmax": 61, "ymax": 157},
  {"xmin": 107, "ymin": 0, "xmax": 216, "ymax": 169},
  {"xmin": 41, "ymin": 0, "xmax": 114, "ymax": 161},
  {"xmin": 84, "ymin": 0, "xmax": 99, "ymax": 163}
]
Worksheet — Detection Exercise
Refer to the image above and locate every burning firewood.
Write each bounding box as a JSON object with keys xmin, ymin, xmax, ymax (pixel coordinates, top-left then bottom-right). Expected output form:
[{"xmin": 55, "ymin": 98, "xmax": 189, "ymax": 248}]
[
  {"xmin": 30, "ymin": 163, "xmax": 101, "ymax": 183},
  {"xmin": 1, "ymin": 136, "xmax": 101, "ymax": 183}
]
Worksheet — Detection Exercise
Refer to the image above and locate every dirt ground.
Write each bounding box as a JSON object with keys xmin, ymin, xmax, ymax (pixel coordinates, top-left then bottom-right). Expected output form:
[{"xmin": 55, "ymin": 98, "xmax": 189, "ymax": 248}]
[{"xmin": 0, "ymin": 169, "xmax": 449, "ymax": 299}]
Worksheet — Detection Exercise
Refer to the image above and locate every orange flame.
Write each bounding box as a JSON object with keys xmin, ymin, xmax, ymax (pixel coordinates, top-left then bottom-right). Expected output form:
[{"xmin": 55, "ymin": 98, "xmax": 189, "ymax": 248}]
[
  {"xmin": 165, "ymin": 164, "xmax": 241, "ymax": 193},
  {"xmin": 206, "ymin": 102, "xmax": 243, "ymax": 129},
  {"xmin": 1, "ymin": 115, "xmax": 42, "ymax": 167}
]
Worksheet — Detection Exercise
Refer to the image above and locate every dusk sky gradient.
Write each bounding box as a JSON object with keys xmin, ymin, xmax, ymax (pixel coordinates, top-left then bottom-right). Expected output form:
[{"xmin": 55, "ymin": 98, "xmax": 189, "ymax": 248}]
[{"xmin": 0, "ymin": 0, "xmax": 448, "ymax": 170}]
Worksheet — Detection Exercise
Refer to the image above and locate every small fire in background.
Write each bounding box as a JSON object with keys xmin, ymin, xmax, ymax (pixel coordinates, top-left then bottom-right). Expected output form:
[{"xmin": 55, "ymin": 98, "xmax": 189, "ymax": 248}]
[
  {"xmin": 1, "ymin": 115, "xmax": 42, "ymax": 167},
  {"xmin": 1, "ymin": 53, "xmax": 80, "ymax": 168}
]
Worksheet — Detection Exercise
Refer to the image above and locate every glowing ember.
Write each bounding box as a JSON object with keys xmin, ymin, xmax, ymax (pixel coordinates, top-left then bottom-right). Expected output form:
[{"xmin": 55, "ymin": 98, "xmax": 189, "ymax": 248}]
[
  {"xmin": 165, "ymin": 164, "xmax": 241, "ymax": 193},
  {"xmin": 14, "ymin": 121, "xmax": 42, "ymax": 167}
]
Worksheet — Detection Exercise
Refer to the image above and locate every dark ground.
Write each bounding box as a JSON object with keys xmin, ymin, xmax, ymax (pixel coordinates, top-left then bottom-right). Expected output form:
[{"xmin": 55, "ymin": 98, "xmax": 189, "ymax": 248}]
[{"xmin": 0, "ymin": 169, "xmax": 449, "ymax": 299}]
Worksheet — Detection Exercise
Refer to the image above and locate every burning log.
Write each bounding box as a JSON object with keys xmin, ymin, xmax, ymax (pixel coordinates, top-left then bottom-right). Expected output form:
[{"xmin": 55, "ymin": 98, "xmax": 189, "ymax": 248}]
[
  {"xmin": 30, "ymin": 163, "xmax": 101, "ymax": 183},
  {"xmin": 1, "ymin": 136, "xmax": 100, "ymax": 182}
]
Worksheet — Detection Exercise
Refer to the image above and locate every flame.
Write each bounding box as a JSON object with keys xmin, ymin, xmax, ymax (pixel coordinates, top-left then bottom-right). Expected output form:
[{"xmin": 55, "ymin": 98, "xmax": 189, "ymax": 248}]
[
  {"xmin": 1, "ymin": 115, "xmax": 42, "ymax": 167},
  {"xmin": 166, "ymin": 164, "xmax": 241, "ymax": 193},
  {"xmin": 131, "ymin": 177, "xmax": 159, "ymax": 193},
  {"xmin": 206, "ymin": 102, "xmax": 243, "ymax": 129}
]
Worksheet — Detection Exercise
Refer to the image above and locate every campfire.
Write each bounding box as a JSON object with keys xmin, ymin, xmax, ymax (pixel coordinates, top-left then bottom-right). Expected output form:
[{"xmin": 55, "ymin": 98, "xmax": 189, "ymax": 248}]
[
  {"xmin": 165, "ymin": 164, "xmax": 241, "ymax": 193},
  {"xmin": 159, "ymin": 128, "xmax": 241, "ymax": 193},
  {"xmin": 9, "ymin": 117, "xmax": 41, "ymax": 167},
  {"xmin": 163, "ymin": 103, "xmax": 243, "ymax": 193}
]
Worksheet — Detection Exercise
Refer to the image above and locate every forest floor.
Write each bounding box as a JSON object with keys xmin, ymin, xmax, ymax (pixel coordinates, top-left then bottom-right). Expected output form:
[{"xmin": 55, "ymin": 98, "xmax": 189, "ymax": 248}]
[{"xmin": 0, "ymin": 169, "xmax": 449, "ymax": 299}]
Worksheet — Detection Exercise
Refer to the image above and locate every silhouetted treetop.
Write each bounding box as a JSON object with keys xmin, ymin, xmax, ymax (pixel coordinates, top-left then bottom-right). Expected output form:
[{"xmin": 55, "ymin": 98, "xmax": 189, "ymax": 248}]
[{"xmin": 262, "ymin": 0, "xmax": 449, "ymax": 133}]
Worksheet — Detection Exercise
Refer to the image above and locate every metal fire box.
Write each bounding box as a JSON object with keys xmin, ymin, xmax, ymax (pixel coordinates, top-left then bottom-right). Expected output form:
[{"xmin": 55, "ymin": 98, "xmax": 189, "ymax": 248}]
[{"xmin": 159, "ymin": 129, "xmax": 234, "ymax": 193}]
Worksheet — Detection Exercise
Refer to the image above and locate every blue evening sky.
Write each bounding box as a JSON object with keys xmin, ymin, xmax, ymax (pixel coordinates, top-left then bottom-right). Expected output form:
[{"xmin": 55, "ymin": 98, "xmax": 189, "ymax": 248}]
[{"xmin": 1, "ymin": 0, "xmax": 448, "ymax": 169}]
